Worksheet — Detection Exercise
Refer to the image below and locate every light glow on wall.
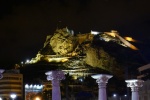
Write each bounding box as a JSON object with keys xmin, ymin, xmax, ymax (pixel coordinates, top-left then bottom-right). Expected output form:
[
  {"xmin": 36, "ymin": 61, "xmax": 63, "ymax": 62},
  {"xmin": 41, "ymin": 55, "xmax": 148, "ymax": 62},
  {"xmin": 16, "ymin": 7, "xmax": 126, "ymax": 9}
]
[{"xmin": 25, "ymin": 84, "xmax": 43, "ymax": 90}]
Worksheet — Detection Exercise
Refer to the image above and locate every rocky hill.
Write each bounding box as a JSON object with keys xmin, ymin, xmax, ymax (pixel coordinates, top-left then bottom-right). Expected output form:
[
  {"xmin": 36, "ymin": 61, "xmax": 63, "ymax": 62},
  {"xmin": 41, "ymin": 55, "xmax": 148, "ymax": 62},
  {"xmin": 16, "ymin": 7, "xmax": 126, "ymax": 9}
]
[{"xmin": 27, "ymin": 28, "xmax": 127, "ymax": 77}]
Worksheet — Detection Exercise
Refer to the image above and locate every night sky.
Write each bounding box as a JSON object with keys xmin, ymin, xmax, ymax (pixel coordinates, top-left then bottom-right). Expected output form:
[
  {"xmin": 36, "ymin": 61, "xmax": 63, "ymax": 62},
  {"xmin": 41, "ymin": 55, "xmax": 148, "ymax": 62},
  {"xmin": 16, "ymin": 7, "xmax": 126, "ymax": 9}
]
[{"xmin": 0, "ymin": 0, "xmax": 150, "ymax": 69}]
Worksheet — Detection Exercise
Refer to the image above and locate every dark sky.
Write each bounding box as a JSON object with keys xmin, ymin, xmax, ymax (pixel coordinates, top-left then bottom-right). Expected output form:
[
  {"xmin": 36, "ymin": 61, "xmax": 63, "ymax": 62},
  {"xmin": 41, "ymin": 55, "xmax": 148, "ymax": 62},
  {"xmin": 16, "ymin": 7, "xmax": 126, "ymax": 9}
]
[{"xmin": 0, "ymin": 0, "xmax": 150, "ymax": 68}]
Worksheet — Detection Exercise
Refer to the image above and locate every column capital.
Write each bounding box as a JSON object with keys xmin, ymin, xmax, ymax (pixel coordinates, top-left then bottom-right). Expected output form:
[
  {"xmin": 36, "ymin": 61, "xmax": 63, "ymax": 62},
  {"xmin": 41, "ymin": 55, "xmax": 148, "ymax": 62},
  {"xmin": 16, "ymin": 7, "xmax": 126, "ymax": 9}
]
[
  {"xmin": 0, "ymin": 69, "xmax": 4, "ymax": 79},
  {"xmin": 45, "ymin": 70, "xmax": 64, "ymax": 100},
  {"xmin": 45, "ymin": 70, "xmax": 65, "ymax": 81},
  {"xmin": 125, "ymin": 79, "xmax": 144, "ymax": 92},
  {"xmin": 91, "ymin": 74, "xmax": 112, "ymax": 100},
  {"xmin": 91, "ymin": 74, "xmax": 113, "ymax": 84}
]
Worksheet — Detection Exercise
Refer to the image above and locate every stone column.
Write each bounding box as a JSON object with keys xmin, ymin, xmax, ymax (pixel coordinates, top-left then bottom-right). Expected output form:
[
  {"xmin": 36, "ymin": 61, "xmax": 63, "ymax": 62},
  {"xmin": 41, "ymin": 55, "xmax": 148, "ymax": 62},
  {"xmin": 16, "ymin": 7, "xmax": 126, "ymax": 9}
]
[
  {"xmin": 125, "ymin": 79, "xmax": 144, "ymax": 100},
  {"xmin": 45, "ymin": 70, "xmax": 65, "ymax": 100},
  {"xmin": 0, "ymin": 69, "xmax": 4, "ymax": 79},
  {"xmin": 91, "ymin": 74, "xmax": 113, "ymax": 100}
]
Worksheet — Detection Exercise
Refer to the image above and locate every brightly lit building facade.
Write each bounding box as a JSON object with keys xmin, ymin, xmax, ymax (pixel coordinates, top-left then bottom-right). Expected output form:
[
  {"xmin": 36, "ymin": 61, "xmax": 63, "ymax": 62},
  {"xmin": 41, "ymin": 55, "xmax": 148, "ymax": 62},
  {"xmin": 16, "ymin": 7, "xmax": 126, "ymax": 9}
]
[
  {"xmin": 25, "ymin": 80, "xmax": 83, "ymax": 100},
  {"xmin": 25, "ymin": 84, "xmax": 43, "ymax": 100},
  {"xmin": 0, "ymin": 69, "xmax": 23, "ymax": 100},
  {"xmin": 25, "ymin": 81, "xmax": 52, "ymax": 100}
]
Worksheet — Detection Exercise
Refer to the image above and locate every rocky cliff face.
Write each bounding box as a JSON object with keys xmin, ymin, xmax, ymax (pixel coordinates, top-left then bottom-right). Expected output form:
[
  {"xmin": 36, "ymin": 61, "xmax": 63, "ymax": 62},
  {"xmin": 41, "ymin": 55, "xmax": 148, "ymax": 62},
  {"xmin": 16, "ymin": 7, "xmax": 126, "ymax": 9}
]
[
  {"xmin": 85, "ymin": 47, "xmax": 111, "ymax": 68},
  {"xmin": 50, "ymin": 28, "xmax": 78, "ymax": 55},
  {"xmin": 85, "ymin": 46, "xmax": 122, "ymax": 74},
  {"xmin": 30, "ymin": 28, "xmax": 123, "ymax": 76}
]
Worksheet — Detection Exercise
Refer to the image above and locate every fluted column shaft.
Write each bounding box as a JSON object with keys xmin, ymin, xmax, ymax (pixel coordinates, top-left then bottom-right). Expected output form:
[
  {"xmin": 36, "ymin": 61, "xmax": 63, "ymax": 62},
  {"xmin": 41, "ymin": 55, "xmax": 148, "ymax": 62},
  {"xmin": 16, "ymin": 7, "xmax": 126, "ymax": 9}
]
[
  {"xmin": 125, "ymin": 79, "xmax": 144, "ymax": 100},
  {"xmin": 45, "ymin": 70, "xmax": 65, "ymax": 100},
  {"xmin": 98, "ymin": 83, "xmax": 107, "ymax": 100},
  {"xmin": 91, "ymin": 74, "xmax": 113, "ymax": 100}
]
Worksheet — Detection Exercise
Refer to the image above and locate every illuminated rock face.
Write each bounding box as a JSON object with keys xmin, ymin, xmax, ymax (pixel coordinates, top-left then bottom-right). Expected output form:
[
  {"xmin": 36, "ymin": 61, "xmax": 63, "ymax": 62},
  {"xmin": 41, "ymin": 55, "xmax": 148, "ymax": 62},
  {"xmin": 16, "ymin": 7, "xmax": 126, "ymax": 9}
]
[
  {"xmin": 85, "ymin": 47, "xmax": 121, "ymax": 73},
  {"xmin": 30, "ymin": 28, "xmax": 123, "ymax": 76},
  {"xmin": 50, "ymin": 28, "xmax": 78, "ymax": 55}
]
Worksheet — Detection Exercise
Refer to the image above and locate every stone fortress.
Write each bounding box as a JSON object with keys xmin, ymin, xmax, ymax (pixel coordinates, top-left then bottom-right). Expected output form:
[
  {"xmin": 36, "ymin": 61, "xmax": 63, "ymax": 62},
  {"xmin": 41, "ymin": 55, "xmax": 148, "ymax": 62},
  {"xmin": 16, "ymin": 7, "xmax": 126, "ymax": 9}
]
[{"xmin": 25, "ymin": 27, "xmax": 137, "ymax": 80}]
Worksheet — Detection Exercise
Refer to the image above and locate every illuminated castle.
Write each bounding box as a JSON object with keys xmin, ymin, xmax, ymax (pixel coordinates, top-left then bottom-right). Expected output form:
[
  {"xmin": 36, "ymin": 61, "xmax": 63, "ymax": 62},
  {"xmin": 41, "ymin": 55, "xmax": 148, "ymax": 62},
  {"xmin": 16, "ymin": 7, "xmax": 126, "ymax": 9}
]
[{"xmin": 21, "ymin": 27, "xmax": 139, "ymax": 80}]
